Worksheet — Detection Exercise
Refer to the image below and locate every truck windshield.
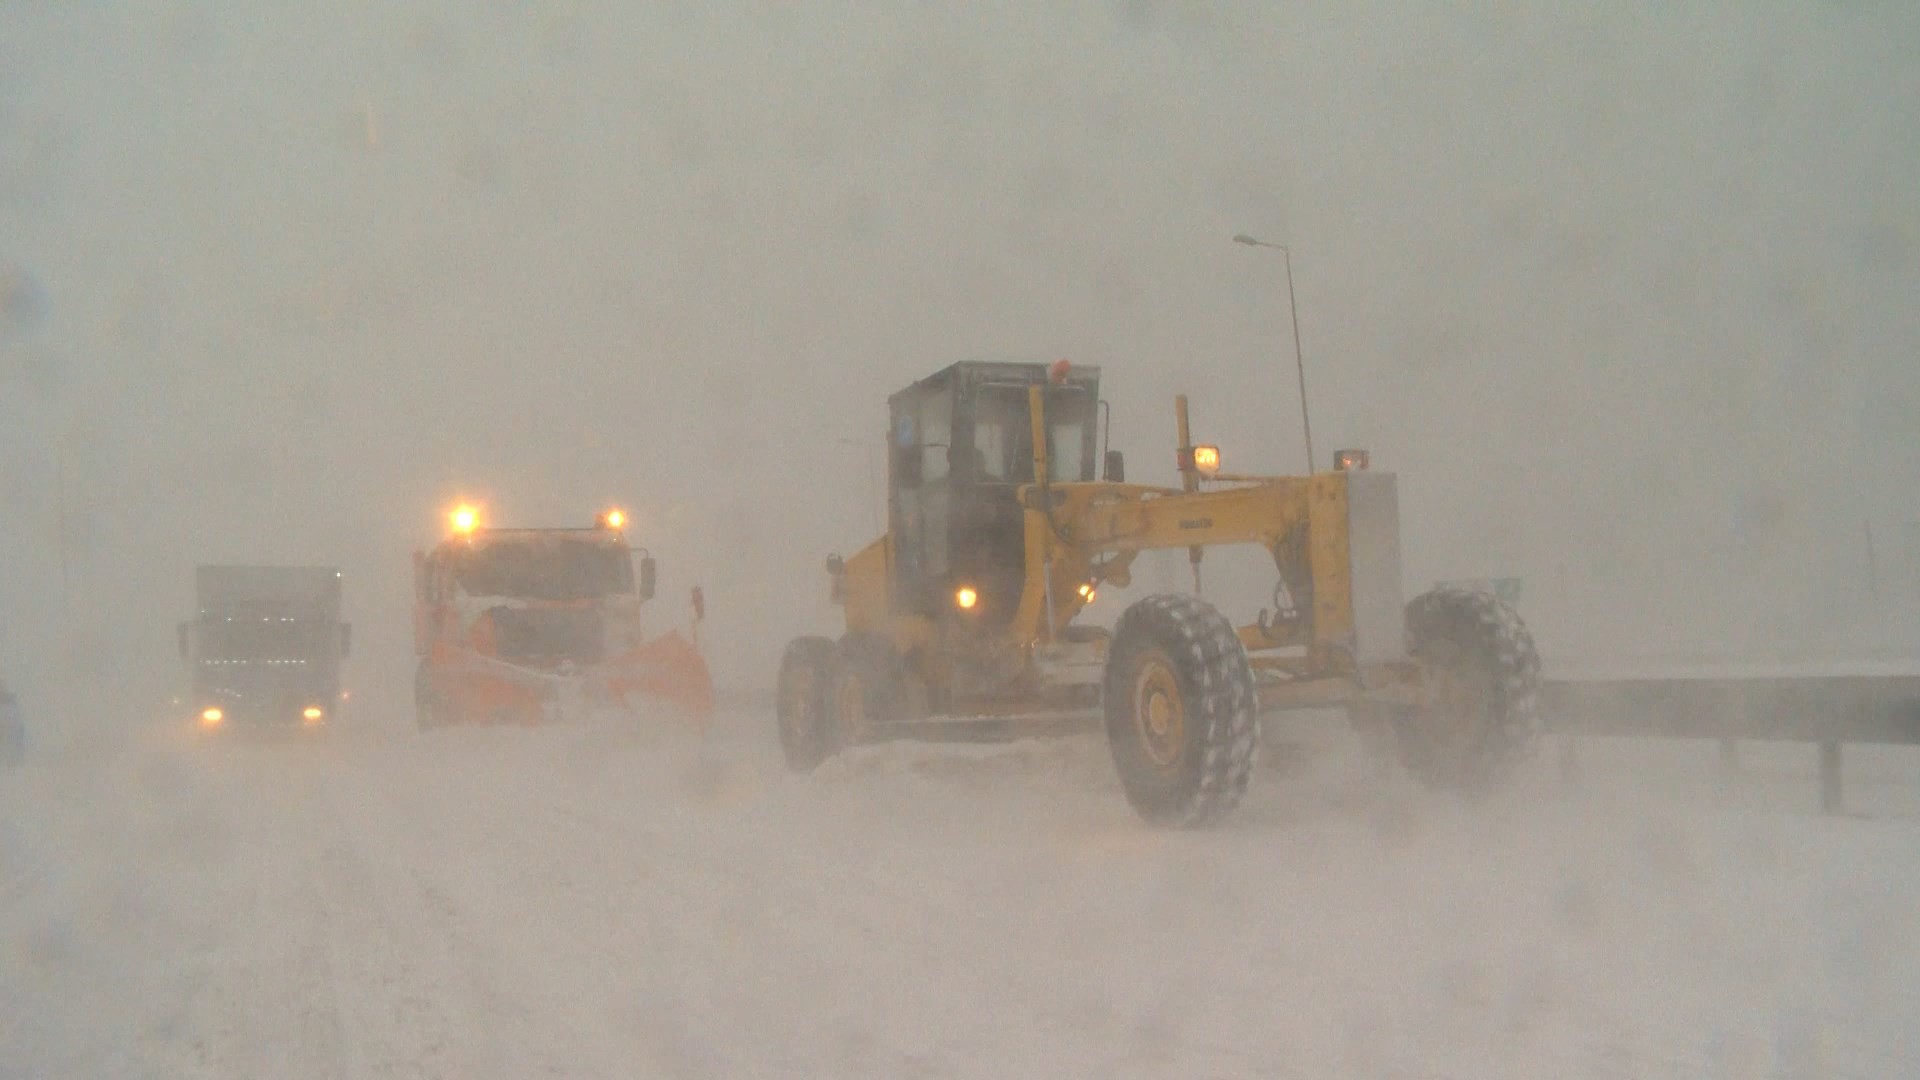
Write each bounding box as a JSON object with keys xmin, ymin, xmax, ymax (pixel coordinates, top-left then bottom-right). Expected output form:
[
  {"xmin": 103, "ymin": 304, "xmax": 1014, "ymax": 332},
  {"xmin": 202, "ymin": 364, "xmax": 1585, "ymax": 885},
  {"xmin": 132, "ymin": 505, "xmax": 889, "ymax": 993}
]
[
  {"xmin": 454, "ymin": 538, "xmax": 634, "ymax": 601},
  {"xmin": 972, "ymin": 384, "xmax": 1094, "ymax": 483},
  {"xmin": 197, "ymin": 620, "xmax": 335, "ymax": 662}
]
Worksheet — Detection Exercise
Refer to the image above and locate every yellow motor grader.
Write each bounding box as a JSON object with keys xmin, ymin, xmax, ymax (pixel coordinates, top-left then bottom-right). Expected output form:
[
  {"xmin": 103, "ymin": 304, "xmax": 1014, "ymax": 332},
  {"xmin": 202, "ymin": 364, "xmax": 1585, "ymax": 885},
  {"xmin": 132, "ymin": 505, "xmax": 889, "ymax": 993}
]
[{"xmin": 778, "ymin": 360, "xmax": 1540, "ymax": 826}]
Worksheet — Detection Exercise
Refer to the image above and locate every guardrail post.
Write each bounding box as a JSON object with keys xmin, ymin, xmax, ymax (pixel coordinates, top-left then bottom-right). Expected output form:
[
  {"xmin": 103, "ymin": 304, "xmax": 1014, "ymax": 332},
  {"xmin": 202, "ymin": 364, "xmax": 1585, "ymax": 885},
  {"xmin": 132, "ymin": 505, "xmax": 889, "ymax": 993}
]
[{"xmin": 1818, "ymin": 741, "xmax": 1843, "ymax": 815}]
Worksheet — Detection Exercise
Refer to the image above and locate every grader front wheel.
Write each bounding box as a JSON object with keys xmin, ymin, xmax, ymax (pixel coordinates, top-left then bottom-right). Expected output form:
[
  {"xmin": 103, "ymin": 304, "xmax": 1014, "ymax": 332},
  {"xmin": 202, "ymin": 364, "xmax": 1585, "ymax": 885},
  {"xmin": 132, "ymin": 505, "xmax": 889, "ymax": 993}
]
[
  {"xmin": 1392, "ymin": 586, "xmax": 1542, "ymax": 791},
  {"xmin": 1103, "ymin": 594, "xmax": 1259, "ymax": 827}
]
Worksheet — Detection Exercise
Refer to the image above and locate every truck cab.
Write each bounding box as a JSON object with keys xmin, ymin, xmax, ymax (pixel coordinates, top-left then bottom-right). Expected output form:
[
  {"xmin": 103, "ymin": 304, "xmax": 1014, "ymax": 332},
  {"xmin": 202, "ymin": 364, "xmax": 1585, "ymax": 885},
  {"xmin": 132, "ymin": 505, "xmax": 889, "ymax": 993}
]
[
  {"xmin": 411, "ymin": 507, "xmax": 713, "ymax": 727},
  {"xmin": 413, "ymin": 525, "xmax": 655, "ymax": 673},
  {"xmin": 179, "ymin": 566, "xmax": 350, "ymax": 729}
]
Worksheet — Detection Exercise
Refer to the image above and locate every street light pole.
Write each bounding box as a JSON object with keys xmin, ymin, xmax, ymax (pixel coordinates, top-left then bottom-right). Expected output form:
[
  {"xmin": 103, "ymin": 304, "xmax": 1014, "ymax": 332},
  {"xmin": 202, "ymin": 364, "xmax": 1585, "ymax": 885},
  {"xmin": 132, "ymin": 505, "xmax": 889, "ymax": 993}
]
[
  {"xmin": 56, "ymin": 448, "xmax": 69, "ymax": 608},
  {"xmin": 1232, "ymin": 233, "xmax": 1315, "ymax": 474}
]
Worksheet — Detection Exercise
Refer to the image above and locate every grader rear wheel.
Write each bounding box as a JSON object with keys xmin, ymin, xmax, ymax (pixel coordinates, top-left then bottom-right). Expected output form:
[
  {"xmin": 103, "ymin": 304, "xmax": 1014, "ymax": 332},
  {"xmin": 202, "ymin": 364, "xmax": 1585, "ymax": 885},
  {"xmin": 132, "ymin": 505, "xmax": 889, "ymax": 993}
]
[
  {"xmin": 1103, "ymin": 593, "xmax": 1258, "ymax": 827},
  {"xmin": 1392, "ymin": 586, "xmax": 1542, "ymax": 791},
  {"xmin": 776, "ymin": 637, "xmax": 838, "ymax": 772},
  {"xmin": 831, "ymin": 634, "xmax": 905, "ymax": 748}
]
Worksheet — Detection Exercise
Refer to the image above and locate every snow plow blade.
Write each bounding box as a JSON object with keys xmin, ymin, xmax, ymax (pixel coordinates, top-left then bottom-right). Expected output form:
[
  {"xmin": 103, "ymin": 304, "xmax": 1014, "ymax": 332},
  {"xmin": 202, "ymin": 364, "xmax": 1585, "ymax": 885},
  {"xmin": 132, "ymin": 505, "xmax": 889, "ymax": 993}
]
[{"xmin": 604, "ymin": 630, "xmax": 716, "ymax": 722}]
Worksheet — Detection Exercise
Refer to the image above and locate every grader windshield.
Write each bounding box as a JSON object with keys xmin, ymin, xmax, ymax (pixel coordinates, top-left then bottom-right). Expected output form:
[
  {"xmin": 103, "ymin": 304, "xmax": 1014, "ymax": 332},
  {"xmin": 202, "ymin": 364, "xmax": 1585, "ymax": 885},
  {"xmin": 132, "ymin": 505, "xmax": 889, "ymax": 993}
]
[
  {"xmin": 885, "ymin": 363, "xmax": 1102, "ymax": 622},
  {"xmin": 970, "ymin": 382, "xmax": 1095, "ymax": 484}
]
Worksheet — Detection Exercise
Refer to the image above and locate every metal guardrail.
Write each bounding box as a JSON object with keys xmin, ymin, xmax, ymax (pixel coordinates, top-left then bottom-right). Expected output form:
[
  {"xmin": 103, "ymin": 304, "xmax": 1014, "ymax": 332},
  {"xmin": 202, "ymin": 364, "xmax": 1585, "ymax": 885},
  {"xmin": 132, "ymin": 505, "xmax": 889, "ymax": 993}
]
[{"xmin": 1542, "ymin": 673, "xmax": 1920, "ymax": 815}]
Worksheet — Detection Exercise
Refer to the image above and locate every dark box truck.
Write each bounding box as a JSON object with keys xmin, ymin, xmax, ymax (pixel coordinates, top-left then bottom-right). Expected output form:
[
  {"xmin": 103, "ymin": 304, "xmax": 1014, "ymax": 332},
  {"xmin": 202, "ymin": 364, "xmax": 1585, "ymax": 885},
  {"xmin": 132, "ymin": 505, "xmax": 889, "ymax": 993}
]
[{"xmin": 179, "ymin": 565, "xmax": 350, "ymax": 728}]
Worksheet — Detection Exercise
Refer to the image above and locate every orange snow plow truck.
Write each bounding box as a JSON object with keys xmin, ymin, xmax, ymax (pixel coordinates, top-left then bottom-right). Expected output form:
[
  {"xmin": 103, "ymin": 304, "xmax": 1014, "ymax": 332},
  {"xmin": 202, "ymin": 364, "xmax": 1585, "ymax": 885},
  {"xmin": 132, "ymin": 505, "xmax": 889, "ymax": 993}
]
[{"xmin": 412, "ymin": 505, "xmax": 714, "ymax": 728}]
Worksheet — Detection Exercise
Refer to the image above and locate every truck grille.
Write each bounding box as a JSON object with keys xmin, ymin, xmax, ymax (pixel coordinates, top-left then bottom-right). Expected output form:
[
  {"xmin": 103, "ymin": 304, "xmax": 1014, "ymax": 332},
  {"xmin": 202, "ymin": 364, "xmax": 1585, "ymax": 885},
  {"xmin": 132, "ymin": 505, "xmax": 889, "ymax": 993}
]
[{"xmin": 489, "ymin": 607, "xmax": 605, "ymax": 665}]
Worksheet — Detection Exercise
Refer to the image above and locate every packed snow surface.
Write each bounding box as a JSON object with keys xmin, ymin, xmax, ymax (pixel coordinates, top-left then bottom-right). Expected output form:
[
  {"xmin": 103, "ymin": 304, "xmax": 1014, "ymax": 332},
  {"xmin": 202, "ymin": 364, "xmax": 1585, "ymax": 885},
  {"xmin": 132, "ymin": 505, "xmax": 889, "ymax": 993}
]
[{"xmin": 4, "ymin": 710, "xmax": 1918, "ymax": 1078}]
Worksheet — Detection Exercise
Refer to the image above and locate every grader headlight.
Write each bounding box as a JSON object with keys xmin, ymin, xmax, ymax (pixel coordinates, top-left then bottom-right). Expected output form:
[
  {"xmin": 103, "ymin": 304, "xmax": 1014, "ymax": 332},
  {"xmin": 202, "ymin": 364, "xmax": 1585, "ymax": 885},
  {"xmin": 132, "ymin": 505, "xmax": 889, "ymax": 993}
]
[
  {"xmin": 954, "ymin": 585, "xmax": 979, "ymax": 611},
  {"xmin": 1334, "ymin": 448, "xmax": 1371, "ymax": 472},
  {"xmin": 200, "ymin": 707, "xmax": 224, "ymax": 727},
  {"xmin": 598, "ymin": 507, "xmax": 627, "ymax": 530},
  {"xmin": 450, "ymin": 504, "xmax": 481, "ymax": 535},
  {"xmin": 1077, "ymin": 582, "xmax": 1098, "ymax": 603},
  {"xmin": 1191, "ymin": 444, "xmax": 1221, "ymax": 478},
  {"xmin": 302, "ymin": 706, "xmax": 324, "ymax": 723}
]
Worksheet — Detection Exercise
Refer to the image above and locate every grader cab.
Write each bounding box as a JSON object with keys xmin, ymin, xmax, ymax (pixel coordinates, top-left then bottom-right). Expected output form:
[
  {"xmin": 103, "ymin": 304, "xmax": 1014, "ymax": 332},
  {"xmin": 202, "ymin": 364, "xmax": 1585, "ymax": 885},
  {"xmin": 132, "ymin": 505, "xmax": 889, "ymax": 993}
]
[{"xmin": 778, "ymin": 361, "xmax": 1541, "ymax": 826}]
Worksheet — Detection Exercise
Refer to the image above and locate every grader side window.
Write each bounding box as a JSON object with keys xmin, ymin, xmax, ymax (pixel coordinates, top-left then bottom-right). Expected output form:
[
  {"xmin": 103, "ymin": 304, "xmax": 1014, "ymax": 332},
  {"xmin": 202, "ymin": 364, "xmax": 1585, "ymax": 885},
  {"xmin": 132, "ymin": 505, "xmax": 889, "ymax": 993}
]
[
  {"xmin": 890, "ymin": 381, "xmax": 956, "ymax": 589},
  {"xmin": 920, "ymin": 386, "xmax": 952, "ymax": 484}
]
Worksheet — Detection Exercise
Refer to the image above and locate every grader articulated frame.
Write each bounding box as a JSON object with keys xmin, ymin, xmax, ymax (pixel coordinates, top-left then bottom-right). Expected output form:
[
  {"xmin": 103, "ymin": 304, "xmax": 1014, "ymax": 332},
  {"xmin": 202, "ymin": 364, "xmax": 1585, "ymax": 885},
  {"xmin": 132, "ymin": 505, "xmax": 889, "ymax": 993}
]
[{"xmin": 778, "ymin": 361, "xmax": 1540, "ymax": 825}]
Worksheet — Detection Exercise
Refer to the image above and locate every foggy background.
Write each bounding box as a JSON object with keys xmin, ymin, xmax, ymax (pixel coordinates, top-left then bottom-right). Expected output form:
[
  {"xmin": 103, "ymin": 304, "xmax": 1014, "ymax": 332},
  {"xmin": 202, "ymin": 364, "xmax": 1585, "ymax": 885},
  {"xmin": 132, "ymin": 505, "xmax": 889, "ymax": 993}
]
[{"xmin": 4, "ymin": 3, "xmax": 1918, "ymax": 729}]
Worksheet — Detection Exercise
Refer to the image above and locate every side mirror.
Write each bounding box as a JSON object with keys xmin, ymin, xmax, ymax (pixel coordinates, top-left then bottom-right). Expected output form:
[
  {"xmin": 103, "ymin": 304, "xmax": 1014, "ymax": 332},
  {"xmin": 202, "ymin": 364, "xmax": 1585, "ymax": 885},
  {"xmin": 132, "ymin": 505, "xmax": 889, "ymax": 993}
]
[
  {"xmin": 176, "ymin": 621, "xmax": 190, "ymax": 662},
  {"xmin": 691, "ymin": 585, "xmax": 706, "ymax": 622},
  {"xmin": 826, "ymin": 554, "xmax": 846, "ymax": 605},
  {"xmin": 1103, "ymin": 449, "xmax": 1126, "ymax": 483},
  {"xmin": 339, "ymin": 624, "xmax": 352, "ymax": 659},
  {"xmin": 639, "ymin": 556, "xmax": 657, "ymax": 601}
]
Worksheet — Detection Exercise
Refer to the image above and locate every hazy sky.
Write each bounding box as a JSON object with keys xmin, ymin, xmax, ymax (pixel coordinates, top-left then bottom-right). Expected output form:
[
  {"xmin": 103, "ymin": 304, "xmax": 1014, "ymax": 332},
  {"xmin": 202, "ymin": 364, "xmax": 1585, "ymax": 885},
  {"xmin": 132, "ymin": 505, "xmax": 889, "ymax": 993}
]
[{"xmin": 3, "ymin": 3, "xmax": 1918, "ymax": 715}]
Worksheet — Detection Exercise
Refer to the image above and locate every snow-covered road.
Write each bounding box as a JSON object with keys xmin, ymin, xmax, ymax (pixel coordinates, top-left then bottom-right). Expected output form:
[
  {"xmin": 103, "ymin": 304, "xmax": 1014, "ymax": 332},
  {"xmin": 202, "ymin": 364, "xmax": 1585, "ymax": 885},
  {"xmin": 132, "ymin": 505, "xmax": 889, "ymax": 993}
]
[{"xmin": 4, "ymin": 711, "xmax": 1918, "ymax": 1078}]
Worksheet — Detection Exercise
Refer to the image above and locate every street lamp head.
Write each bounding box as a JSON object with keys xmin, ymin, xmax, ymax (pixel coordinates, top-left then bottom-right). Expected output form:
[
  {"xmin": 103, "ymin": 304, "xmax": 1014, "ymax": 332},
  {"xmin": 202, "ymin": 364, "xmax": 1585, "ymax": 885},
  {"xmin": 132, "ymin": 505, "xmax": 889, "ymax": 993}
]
[{"xmin": 1233, "ymin": 233, "xmax": 1288, "ymax": 253}]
